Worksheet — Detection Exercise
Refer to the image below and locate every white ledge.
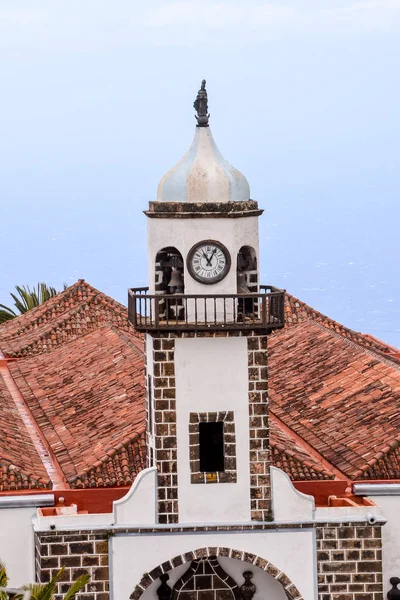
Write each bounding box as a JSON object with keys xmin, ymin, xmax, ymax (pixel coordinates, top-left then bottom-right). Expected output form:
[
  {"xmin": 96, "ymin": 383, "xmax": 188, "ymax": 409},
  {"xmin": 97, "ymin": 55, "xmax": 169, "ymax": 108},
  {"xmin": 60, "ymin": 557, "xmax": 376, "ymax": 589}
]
[{"xmin": 0, "ymin": 494, "xmax": 54, "ymax": 508}]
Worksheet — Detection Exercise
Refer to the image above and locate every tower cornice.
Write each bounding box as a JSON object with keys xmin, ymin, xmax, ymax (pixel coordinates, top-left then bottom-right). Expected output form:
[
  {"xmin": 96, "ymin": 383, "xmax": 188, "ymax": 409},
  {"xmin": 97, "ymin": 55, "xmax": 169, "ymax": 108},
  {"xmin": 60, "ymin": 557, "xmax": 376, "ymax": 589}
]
[{"xmin": 144, "ymin": 200, "xmax": 263, "ymax": 219}]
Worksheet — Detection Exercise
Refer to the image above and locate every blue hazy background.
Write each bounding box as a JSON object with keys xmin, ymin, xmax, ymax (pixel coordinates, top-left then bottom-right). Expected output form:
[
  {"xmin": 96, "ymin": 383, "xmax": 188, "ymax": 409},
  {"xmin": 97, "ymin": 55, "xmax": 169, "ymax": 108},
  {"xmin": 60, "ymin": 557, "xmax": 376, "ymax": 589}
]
[{"xmin": 0, "ymin": 0, "xmax": 399, "ymax": 346}]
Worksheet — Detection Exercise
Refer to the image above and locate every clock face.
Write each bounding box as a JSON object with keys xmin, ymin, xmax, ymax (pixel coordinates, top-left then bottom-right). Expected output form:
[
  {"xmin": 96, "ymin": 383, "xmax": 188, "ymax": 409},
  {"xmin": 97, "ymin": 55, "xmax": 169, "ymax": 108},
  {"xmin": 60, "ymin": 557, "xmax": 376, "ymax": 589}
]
[{"xmin": 187, "ymin": 240, "xmax": 231, "ymax": 284}]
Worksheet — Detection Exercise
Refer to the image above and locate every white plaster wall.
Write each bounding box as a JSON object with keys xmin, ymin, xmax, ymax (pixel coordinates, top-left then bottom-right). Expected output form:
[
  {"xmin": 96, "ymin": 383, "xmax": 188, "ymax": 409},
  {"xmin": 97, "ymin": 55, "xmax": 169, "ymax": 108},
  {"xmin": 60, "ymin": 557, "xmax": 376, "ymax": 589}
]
[
  {"xmin": 111, "ymin": 529, "xmax": 316, "ymax": 600},
  {"xmin": 113, "ymin": 468, "xmax": 157, "ymax": 526},
  {"xmin": 141, "ymin": 556, "xmax": 286, "ymax": 600},
  {"xmin": 0, "ymin": 507, "xmax": 36, "ymax": 586},
  {"xmin": 175, "ymin": 337, "xmax": 250, "ymax": 523},
  {"xmin": 372, "ymin": 496, "xmax": 400, "ymax": 596},
  {"xmin": 147, "ymin": 216, "xmax": 260, "ymax": 296},
  {"xmin": 271, "ymin": 467, "xmax": 315, "ymax": 522}
]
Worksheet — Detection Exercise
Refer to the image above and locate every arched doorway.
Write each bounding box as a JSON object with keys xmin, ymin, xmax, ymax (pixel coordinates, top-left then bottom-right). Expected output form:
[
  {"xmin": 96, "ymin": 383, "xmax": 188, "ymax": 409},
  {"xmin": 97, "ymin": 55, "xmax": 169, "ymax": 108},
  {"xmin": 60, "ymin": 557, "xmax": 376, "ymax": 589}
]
[{"xmin": 131, "ymin": 547, "xmax": 303, "ymax": 600}]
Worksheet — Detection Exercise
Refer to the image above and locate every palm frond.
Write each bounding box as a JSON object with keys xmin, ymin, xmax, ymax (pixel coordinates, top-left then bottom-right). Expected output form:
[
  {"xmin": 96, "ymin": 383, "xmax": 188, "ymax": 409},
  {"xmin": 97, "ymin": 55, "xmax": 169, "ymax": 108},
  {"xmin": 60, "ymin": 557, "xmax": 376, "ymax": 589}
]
[
  {"xmin": 0, "ymin": 560, "xmax": 9, "ymax": 600},
  {"xmin": 19, "ymin": 567, "xmax": 62, "ymax": 600},
  {"xmin": 16, "ymin": 567, "xmax": 89, "ymax": 600},
  {"xmin": 63, "ymin": 574, "xmax": 90, "ymax": 600},
  {"xmin": 0, "ymin": 306, "xmax": 17, "ymax": 323},
  {"xmin": 0, "ymin": 283, "xmax": 64, "ymax": 323}
]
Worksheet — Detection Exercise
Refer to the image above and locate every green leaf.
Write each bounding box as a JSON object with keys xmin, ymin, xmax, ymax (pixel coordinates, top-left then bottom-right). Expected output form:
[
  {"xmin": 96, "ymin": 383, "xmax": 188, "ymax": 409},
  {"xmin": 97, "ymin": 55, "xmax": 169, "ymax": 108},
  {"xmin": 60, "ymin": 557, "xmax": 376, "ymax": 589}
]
[
  {"xmin": 0, "ymin": 283, "xmax": 65, "ymax": 323},
  {"xmin": 63, "ymin": 574, "xmax": 90, "ymax": 600},
  {"xmin": 13, "ymin": 566, "xmax": 89, "ymax": 600},
  {"xmin": 0, "ymin": 559, "xmax": 9, "ymax": 600}
]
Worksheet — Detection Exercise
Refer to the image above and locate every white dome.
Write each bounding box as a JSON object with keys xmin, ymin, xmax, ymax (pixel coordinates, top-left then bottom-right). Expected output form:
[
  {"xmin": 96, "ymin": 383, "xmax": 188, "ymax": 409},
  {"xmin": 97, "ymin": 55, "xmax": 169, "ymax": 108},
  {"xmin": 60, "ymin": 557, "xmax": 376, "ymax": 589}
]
[{"xmin": 157, "ymin": 127, "xmax": 250, "ymax": 203}]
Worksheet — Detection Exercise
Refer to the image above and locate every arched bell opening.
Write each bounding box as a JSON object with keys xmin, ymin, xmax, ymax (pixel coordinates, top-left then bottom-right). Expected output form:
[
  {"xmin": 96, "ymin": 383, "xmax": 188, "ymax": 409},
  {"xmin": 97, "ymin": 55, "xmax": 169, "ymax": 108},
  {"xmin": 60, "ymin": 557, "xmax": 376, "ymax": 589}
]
[
  {"xmin": 131, "ymin": 548, "xmax": 302, "ymax": 600},
  {"xmin": 155, "ymin": 247, "xmax": 185, "ymax": 294},
  {"xmin": 236, "ymin": 246, "xmax": 258, "ymax": 318},
  {"xmin": 154, "ymin": 247, "xmax": 185, "ymax": 322}
]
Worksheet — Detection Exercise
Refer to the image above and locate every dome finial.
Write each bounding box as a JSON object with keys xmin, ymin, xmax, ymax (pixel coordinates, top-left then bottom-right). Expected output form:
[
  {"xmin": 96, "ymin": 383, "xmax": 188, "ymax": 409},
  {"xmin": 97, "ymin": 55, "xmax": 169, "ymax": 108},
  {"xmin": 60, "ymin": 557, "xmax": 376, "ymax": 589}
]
[{"xmin": 193, "ymin": 79, "xmax": 210, "ymax": 127}]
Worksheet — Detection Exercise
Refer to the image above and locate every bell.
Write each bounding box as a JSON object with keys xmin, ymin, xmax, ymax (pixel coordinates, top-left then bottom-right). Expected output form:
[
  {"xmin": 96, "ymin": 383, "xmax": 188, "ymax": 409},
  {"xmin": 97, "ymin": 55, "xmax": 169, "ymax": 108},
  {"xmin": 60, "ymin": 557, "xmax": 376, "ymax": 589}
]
[
  {"xmin": 237, "ymin": 272, "xmax": 250, "ymax": 294},
  {"xmin": 168, "ymin": 268, "xmax": 184, "ymax": 292}
]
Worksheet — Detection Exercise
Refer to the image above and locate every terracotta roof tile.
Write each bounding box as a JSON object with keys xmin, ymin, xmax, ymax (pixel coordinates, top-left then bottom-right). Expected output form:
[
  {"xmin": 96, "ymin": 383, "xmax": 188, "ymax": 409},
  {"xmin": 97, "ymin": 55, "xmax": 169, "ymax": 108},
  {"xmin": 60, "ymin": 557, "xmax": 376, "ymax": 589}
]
[
  {"xmin": 70, "ymin": 430, "xmax": 147, "ymax": 488},
  {"xmin": 270, "ymin": 419, "xmax": 335, "ymax": 480},
  {"xmin": 269, "ymin": 319, "xmax": 400, "ymax": 479},
  {"xmin": 0, "ymin": 280, "xmax": 141, "ymax": 358},
  {"xmin": 7, "ymin": 325, "xmax": 145, "ymax": 487},
  {"xmin": 0, "ymin": 459, "xmax": 49, "ymax": 491},
  {"xmin": 0, "ymin": 370, "xmax": 49, "ymax": 489},
  {"xmin": 1, "ymin": 281, "xmax": 399, "ymax": 490},
  {"xmin": 283, "ymin": 292, "xmax": 399, "ymax": 362},
  {"xmin": 353, "ymin": 439, "xmax": 400, "ymax": 479}
]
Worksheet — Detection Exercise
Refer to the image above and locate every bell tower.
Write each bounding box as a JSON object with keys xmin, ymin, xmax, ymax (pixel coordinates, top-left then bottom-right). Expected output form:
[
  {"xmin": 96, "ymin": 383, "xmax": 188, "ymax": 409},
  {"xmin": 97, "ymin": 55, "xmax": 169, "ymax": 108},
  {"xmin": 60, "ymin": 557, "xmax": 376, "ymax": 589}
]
[{"xmin": 128, "ymin": 81, "xmax": 284, "ymax": 525}]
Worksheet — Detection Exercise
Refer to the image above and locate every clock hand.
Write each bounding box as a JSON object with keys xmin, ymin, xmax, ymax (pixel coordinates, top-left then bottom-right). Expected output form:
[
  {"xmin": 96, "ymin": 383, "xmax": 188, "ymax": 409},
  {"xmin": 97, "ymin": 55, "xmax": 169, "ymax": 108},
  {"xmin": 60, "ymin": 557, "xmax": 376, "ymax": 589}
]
[{"xmin": 202, "ymin": 250, "xmax": 212, "ymax": 266}]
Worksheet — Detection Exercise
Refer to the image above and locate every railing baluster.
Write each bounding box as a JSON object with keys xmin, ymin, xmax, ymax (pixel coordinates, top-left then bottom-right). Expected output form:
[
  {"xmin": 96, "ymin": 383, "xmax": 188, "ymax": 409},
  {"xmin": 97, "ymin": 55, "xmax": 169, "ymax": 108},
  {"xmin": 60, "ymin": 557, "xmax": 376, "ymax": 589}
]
[
  {"xmin": 261, "ymin": 295, "xmax": 267, "ymax": 326},
  {"xmin": 155, "ymin": 297, "xmax": 159, "ymax": 328},
  {"xmin": 149, "ymin": 294, "xmax": 152, "ymax": 326},
  {"xmin": 128, "ymin": 287, "xmax": 284, "ymax": 331}
]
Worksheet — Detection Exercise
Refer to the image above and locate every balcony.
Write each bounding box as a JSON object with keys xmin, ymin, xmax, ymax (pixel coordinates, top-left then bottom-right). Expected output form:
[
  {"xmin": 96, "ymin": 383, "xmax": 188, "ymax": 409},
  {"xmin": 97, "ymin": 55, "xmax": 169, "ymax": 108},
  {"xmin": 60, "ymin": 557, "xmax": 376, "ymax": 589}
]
[{"xmin": 128, "ymin": 286, "xmax": 285, "ymax": 332}]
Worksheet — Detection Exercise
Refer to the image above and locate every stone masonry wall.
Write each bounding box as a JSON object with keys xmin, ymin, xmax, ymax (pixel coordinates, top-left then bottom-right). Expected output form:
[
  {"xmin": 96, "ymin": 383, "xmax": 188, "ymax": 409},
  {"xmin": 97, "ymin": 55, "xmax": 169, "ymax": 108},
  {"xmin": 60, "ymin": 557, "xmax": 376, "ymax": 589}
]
[
  {"xmin": 152, "ymin": 336, "xmax": 178, "ymax": 524},
  {"xmin": 149, "ymin": 330, "xmax": 270, "ymax": 524},
  {"xmin": 316, "ymin": 523, "xmax": 383, "ymax": 600},
  {"xmin": 34, "ymin": 529, "xmax": 109, "ymax": 600},
  {"xmin": 247, "ymin": 335, "xmax": 270, "ymax": 521}
]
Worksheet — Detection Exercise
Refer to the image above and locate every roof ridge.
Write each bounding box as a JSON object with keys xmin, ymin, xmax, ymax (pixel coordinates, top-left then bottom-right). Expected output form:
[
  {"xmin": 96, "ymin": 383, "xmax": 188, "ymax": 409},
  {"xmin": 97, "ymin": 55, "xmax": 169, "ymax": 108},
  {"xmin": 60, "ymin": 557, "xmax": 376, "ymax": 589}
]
[
  {"xmin": 284, "ymin": 291, "xmax": 398, "ymax": 359},
  {"xmin": 0, "ymin": 280, "xmax": 89, "ymax": 343},
  {"xmin": 311, "ymin": 319, "xmax": 400, "ymax": 373},
  {"xmin": 0, "ymin": 279, "xmax": 128, "ymax": 341},
  {"xmin": 270, "ymin": 411, "xmax": 347, "ymax": 480},
  {"xmin": 10, "ymin": 321, "xmax": 114, "ymax": 357},
  {"xmin": 109, "ymin": 326, "xmax": 144, "ymax": 358},
  {"xmin": 5, "ymin": 297, "xmax": 132, "ymax": 357},
  {"xmin": 271, "ymin": 441, "xmax": 333, "ymax": 476},
  {"xmin": 0, "ymin": 363, "xmax": 66, "ymax": 489}
]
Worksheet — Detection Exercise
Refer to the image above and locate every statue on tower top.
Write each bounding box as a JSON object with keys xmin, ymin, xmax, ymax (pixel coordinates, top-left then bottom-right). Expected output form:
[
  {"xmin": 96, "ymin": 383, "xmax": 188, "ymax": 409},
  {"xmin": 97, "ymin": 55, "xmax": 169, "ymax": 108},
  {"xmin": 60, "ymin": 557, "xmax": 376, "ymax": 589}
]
[{"xmin": 194, "ymin": 79, "xmax": 210, "ymax": 127}]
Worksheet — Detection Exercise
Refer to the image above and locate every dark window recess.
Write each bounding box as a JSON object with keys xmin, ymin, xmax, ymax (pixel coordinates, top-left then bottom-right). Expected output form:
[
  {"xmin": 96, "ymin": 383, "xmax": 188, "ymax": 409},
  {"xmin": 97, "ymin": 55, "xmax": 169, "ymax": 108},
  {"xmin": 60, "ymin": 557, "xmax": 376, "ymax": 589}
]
[{"xmin": 199, "ymin": 422, "xmax": 224, "ymax": 472}]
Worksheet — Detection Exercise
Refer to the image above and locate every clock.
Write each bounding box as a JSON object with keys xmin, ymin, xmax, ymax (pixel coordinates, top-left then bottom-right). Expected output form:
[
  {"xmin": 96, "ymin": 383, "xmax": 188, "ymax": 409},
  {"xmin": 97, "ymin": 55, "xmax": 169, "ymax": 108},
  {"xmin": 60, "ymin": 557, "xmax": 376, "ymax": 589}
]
[{"xmin": 187, "ymin": 240, "xmax": 231, "ymax": 284}]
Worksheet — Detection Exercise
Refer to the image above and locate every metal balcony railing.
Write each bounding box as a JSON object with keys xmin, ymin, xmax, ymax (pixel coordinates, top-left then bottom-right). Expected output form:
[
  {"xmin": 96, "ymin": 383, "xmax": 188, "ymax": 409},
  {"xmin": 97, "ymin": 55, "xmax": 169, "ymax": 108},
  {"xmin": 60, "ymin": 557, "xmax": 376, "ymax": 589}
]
[{"xmin": 128, "ymin": 285, "xmax": 284, "ymax": 332}]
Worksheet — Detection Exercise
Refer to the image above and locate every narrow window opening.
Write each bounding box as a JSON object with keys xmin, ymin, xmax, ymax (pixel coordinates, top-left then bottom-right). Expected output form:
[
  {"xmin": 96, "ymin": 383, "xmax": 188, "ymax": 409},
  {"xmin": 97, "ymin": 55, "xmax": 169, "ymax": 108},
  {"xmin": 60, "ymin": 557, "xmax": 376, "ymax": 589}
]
[{"xmin": 199, "ymin": 422, "xmax": 224, "ymax": 472}]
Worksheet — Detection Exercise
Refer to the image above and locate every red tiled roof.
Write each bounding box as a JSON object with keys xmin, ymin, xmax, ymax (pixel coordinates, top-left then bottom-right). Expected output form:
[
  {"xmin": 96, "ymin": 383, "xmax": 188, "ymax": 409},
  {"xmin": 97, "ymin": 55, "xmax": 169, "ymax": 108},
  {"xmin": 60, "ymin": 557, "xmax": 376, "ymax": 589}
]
[
  {"xmin": 0, "ymin": 459, "xmax": 49, "ymax": 491},
  {"xmin": 1, "ymin": 282, "xmax": 399, "ymax": 491},
  {"xmin": 7, "ymin": 325, "xmax": 146, "ymax": 487},
  {"xmin": 71, "ymin": 430, "xmax": 147, "ymax": 489},
  {"xmin": 269, "ymin": 418, "xmax": 335, "ymax": 480},
  {"xmin": 360, "ymin": 440, "xmax": 400, "ymax": 480},
  {"xmin": 0, "ymin": 368, "xmax": 49, "ymax": 490},
  {"xmin": 269, "ymin": 318, "xmax": 400, "ymax": 479},
  {"xmin": 0, "ymin": 280, "xmax": 140, "ymax": 358},
  {"xmin": 283, "ymin": 292, "xmax": 399, "ymax": 362}
]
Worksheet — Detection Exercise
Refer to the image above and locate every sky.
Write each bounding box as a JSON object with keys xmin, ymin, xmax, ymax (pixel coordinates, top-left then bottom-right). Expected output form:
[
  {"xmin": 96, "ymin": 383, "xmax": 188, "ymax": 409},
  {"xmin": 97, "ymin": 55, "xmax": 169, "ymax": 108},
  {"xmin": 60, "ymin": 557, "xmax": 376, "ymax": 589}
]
[{"xmin": 0, "ymin": 0, "xmax": 399, "ymax": 346}]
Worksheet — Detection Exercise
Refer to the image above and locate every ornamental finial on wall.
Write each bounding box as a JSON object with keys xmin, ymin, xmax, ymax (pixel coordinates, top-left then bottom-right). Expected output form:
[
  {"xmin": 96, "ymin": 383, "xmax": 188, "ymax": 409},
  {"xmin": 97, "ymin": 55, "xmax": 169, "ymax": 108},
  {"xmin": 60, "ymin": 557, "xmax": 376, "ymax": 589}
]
[{"xmin": 194, "ymin": 79, "xmax": 210, "ymax": 127}]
